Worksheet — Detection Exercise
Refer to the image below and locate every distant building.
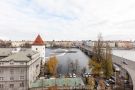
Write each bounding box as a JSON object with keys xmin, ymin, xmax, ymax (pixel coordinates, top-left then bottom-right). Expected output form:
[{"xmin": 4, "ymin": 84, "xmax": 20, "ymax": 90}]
[
  {"xmin": 0, "ymin": 35, "xmax": 45, "ymax": 90},
  {"xmin": 116, "ymin": 41, "xmax": 133, "ymax": 49},
  {"xmin": 82, "ymin": 40, "xmax": 134, "ymax": 49}
]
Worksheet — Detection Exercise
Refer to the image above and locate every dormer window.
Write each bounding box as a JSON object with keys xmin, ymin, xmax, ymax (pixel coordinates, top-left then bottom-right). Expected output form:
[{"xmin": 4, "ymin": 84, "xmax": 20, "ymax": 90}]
[{"xmin": 10, "ymin": 60, "xmax": 14, "ymax": 65}]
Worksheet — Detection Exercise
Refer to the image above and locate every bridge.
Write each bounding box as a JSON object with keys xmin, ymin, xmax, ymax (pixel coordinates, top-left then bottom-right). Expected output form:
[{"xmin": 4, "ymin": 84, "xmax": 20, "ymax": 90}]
[
  {"xmin": 78, "ymin": 45, "xmax": 134, "ymax": 90},
  {"xmin": 78, "ymin": 45, "xmax": 93, "ymax": 58}
]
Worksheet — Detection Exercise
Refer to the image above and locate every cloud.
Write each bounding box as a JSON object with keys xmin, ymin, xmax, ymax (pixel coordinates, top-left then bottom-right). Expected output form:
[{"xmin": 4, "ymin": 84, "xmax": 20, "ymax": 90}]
[{"xmin": 0, "ymin": 0, "xmax": 135, "ymax": 40}]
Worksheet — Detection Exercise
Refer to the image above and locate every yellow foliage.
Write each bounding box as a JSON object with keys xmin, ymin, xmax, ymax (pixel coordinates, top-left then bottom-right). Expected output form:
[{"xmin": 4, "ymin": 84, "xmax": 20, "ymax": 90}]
[{"xmin": 47, "ymin": 55, "xmax": 58, "ymax": 76}]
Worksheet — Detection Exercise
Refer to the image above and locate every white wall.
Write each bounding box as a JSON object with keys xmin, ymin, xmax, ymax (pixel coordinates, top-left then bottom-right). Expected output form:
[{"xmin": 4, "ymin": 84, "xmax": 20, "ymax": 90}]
[{"xmin": 32, "ymin": 45, "xmax": 45, "ymax": 62}]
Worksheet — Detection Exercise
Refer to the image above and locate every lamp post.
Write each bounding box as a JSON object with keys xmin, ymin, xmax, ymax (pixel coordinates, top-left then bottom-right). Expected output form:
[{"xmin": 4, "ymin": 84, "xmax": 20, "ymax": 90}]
[
  {"xmin": 122, "ymin": 58, "xmax": 127, "ymax": 90},
  {"xmin": 42, "ymin": 79, "xmax": 43, "ymax": 90},
  {"xmin": 114, "ymin": 68, "xmax": 117, "ymax": 88}
]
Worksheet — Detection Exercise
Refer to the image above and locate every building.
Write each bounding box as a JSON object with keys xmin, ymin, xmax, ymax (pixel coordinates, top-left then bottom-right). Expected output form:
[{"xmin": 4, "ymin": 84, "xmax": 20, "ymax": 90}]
[
  {"xmin": 30, "ymin": 78, "xmax": 85, "ymax": 90},
  {"xmin": 32, "ymin": 35, "xmax": 45, "ymax": 61},
  {"xmin": 0, "ymin": 35, "xmax": 45, "ymax": 90}
]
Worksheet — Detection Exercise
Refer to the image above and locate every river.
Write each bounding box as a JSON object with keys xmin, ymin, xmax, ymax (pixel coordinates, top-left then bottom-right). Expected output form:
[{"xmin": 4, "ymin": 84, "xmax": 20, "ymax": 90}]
[{"xmin": 45, "ymin": 48, "xmax": 90, "ymax": 74}]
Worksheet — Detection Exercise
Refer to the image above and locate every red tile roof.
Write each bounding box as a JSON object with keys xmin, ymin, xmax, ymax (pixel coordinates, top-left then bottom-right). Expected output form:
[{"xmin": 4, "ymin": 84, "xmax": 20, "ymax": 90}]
[{"xmin": 33, "ymin": 35, "xmax": 45, "ymax": 45}]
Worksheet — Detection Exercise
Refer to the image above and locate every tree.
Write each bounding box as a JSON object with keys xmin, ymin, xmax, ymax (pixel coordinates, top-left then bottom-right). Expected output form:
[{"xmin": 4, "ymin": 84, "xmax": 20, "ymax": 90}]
[
  {"xmin": 47, "ymin": 56, "xmax": 58, "ymax": 76},
  {"xmin": 102, "ymin": 43, "xmax": 113, "ymax": 79},
  {"xmin": 75, "ymin": 59, "xmax": 80, "ymax": 74},
  {"xmin": 97, "ymin": 79, "xmax": 106, "ymax": 90},
  {"xmin": 0, "ymin": 40, "xmax": 12, "ymax": 48},
  {"xmin": 87, "ymin": 76, "xmax": 95, "ymax": 90},
  {"xmin": 81, "ymin": 67, "xmax": 87, "ymax": 74},
  {"xmin": 21, "ymin": 42, "xmax": 31, "ymax": 48},
  {"xmin": 57, "ymin": 64, "xmax": 62, "ymax": 74},
  {"xmin": 89, "ymin": 34, "xmax": 104, "ymax": 76},
  {"xmin": 89, "ymin": 34, "xmax": 113, "ymax": 78}
]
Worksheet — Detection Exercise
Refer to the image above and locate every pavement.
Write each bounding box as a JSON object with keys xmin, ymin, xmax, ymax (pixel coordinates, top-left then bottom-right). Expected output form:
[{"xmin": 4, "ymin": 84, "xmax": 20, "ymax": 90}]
[{"xmin": 112, "ymin": 55, "xmax": 135, "ymax": 90}]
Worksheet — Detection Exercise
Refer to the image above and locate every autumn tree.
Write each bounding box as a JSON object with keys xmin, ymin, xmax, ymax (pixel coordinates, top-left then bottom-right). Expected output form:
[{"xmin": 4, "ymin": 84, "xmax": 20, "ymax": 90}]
[
  {"xmin": 47, "ymin": 56, "xmax": 58, "ymax": 76},
  {"xmin": 89, "ymin": 34, "xmax": 113, "ymax": 78},
  {"xmin": 87, "ymin": 76, "xmax": 95, "ymax": 90},
  {"xmin": 89, "ymin": 33, "xmax": 104, "ymax": 76},
  {"xmin": 97, "ymin": 79, "xmax": 106, "ymax": 90},
  {"xmin": 102, "ymin": 43, "xmax": 113, "ymax": 79}
]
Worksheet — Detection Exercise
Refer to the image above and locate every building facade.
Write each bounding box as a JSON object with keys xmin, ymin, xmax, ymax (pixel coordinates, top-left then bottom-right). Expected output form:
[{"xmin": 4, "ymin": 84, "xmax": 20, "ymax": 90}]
[{"xmin": 0, "ymin": 35, "xmax": 45, "ymax": 90}]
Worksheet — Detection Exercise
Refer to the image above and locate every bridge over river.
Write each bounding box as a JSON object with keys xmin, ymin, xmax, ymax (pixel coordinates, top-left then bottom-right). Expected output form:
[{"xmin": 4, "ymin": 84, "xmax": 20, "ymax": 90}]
[{"xmin": 78, "ymin": 45, "xmax": 134, "ymax": 90}]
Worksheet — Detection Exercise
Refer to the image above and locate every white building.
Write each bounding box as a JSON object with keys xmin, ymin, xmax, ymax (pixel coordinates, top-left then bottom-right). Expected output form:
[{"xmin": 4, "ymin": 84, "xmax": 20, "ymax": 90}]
[
  {"xmin": 0, "ymin": 35, "xmax": 45, "ymax": 90},
  {"xmin": 32, "ymin": 34, "xmax": 45, "ymax": 62}
]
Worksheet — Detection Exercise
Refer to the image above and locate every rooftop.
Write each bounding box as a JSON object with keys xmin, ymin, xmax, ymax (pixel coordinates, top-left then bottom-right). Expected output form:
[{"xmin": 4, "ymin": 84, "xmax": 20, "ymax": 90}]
[
  {"xmin": 0, "ymin": 48, "xmax": 38, "ymax": 62},
  {"xmin": 33, "ymin": 35, "xmax": 45, "ymax": 45},
  {"xmin": 31, "ymin": 78, "xmax": 84, "ymax": 88}
]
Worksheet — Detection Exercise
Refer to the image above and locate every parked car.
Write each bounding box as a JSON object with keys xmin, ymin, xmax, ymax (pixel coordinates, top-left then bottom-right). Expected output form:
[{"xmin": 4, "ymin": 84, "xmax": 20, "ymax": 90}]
[
  {"xmin": 124, "ymin": 80, "xmax": 129, "ymax": 84},
  {"xmin": 123, "ymin": 61, "xmax": 128, "ymax": 65},
  {"xmin": 105, "ymin": 81, "xmax": 110, "ymax": 87},
  {"xmin": 108, "ymin": 79, "xmax": 115, "ymax": 84},
  {"xmin": 83, "ymin": 73, "xmax": 91, "ymax": 77},
  {"xmin": 111, "ymin": 76, "xmax": 116, "ymax": 80},
  {"xmin": 69, "ymin": 73, "xmax": 77, "ymax": 78}
]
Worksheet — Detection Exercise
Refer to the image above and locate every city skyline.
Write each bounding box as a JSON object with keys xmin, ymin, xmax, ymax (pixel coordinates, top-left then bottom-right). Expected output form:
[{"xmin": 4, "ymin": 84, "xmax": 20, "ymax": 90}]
[{"xmin": 0, "ymin": 0, "xmax": 135, "ymax": 41}]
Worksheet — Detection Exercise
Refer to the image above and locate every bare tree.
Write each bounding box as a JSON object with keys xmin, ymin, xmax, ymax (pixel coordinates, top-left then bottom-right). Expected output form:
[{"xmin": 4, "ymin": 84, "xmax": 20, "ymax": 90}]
[{"xmin": 89, "ymin": 33, "xmax": 113, "ymax": 78}]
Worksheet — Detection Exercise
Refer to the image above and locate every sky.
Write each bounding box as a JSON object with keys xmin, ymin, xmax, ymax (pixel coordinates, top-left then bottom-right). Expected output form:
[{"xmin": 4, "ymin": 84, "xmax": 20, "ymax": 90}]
[{"xmin": 0, "ymin": 0, "xmax": 135, "ymax": 41}]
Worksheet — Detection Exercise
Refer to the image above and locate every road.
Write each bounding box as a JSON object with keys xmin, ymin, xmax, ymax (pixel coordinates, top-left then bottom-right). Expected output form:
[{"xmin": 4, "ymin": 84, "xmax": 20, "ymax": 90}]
[
  {"xmin": 79, "ymin": 45, "xmax": 135, "ymax": 90},
  {"xmin": 112, "ymin": 55, "xmax": 134, "ymax": 90}
]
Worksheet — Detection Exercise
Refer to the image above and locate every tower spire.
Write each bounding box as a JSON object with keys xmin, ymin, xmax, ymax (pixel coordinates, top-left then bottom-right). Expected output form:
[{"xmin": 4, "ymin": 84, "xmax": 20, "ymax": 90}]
[{"xmin": 33, "ymin": 34, "xmax": 44, "ymax": 45}]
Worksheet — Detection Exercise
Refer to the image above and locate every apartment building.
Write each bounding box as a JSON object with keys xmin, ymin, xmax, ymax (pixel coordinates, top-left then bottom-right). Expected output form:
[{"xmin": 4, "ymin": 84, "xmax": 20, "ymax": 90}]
[{"xmin": 0, "ymin": 35, "xmax": 45, "ymax": 90}]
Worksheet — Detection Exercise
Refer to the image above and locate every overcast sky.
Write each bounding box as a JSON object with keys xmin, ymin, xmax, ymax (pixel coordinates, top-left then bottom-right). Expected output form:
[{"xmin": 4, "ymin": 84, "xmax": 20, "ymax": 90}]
[{"xmin": 0, "ymin": 0, "xmax": 135, "ymax": 41}]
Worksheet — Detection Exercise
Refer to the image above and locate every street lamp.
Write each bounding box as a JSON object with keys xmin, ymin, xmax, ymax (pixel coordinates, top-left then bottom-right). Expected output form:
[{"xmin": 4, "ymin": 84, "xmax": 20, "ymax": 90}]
[{"xmin": 114, "ymin": 67, "xmax": 117, "ymax": 88}]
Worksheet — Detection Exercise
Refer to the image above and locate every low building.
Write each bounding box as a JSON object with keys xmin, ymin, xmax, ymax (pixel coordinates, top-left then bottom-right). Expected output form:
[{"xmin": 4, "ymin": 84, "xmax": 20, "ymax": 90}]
[{"xmin": 30, "ymin": 78, "xmax": 85, "ymax": 90}]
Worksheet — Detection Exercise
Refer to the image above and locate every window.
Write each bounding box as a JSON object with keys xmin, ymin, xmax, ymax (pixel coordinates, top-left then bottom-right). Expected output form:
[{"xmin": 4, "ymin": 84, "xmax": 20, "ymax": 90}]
[
  {"xmin": 20, "ymin": 69, "xmax": 24, "ymax": 73},
  {"xmin": 10, "ymin": 77, "xmax": 14, "ymax": 81},
  {"xmin": 0, "ymin": 62, "xmax": 4, "ymax": 65},
  {"xmin": 10, "ymin": 60, "xmax": 14, "ymax": 65},
  {"xmin": 10, "ymin": 84, "xmax": 14, "ymax": 88},
  {"xmin": 20, "ymin": 62, "xmax": 24, "ymax": 65},
  {"xmin": 36, "ymin": 48, "xmax": 38, "ymax": 50},
  {"xmin": 0, "ymin": 69, "xmax": 4, "ymax": 73},
  {"xmin": 10, "ymin": 69, "xmax": 14, "ymax": 74},
  {"xmin": 20, "ymin": 82, "xmax": 24, "ymax": 87},
  {"xmin": 0, "ymin": 77, "xmax": 4, "ymax": 81},
  {"xmin": 0, "ymin": 84, "xmax": 4, "ymax": 88},
  {"xmin": 20, "ymin": 76, "xmax": 24, "ymax": 80},
  {"xmin": 36, "ymin": 64, "xmax": 39, "ymax": 68}
]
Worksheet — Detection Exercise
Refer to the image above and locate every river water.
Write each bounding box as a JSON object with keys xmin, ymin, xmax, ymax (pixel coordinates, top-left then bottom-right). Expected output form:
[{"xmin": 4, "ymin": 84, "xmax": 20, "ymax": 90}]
[
  {"xmin": 45, "ymin": 48, "xmax": 90, "ymax": 74},
  {"xmin": 112, "ymin": 49, "xmax": 135, "ymax": 62}
]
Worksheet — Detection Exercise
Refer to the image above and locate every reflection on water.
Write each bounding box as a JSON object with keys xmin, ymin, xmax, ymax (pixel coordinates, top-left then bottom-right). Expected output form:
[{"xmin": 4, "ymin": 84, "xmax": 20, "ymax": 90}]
[{"xmin": 45, "ymin": 48, "xmax": 90, "ymax": 74}]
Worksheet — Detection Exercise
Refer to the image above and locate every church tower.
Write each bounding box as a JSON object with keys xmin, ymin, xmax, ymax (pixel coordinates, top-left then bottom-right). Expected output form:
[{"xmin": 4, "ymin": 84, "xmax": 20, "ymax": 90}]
[{"xmin": 32, "ymin": 34, "xmax": 45, "ymax": 62}]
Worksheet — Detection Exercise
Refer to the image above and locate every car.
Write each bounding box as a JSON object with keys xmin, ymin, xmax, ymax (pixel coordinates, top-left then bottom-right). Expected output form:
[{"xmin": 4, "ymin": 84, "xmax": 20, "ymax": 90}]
[
  {"xmin": 73, "ymin": 73, "xmax": 77, "ymax": 78},
  {"xmin": 111, "ymin": 76, "xmax": 116, "ymax": 80},
  {"xmin": 124, "ymin": 80, "xmax": 129, "ymax": 84},
  {"xmin": 123, "ymin": 61, "xmax": 128, "ymax": 65},
  {"xmin": 73, "ymin": 73, "xmax": 76, "ymax": 76},
  {"xmin": 73, "ymin": 75, "xmax": 77, "ymax": 78},
  {"xmin": 83, "ymin": 73, "xmax": 91, "ymax": 77},
  {"xmin": 105, "ymin": 81, "xmax": 110, "ymax": 87},
  {"xmin": 109, "ymin": 79, "xmax": 115, "ymax": 84},
  {"xmin": 69, "ymin": 73, "xmax": 72, "ymax": 78}
]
